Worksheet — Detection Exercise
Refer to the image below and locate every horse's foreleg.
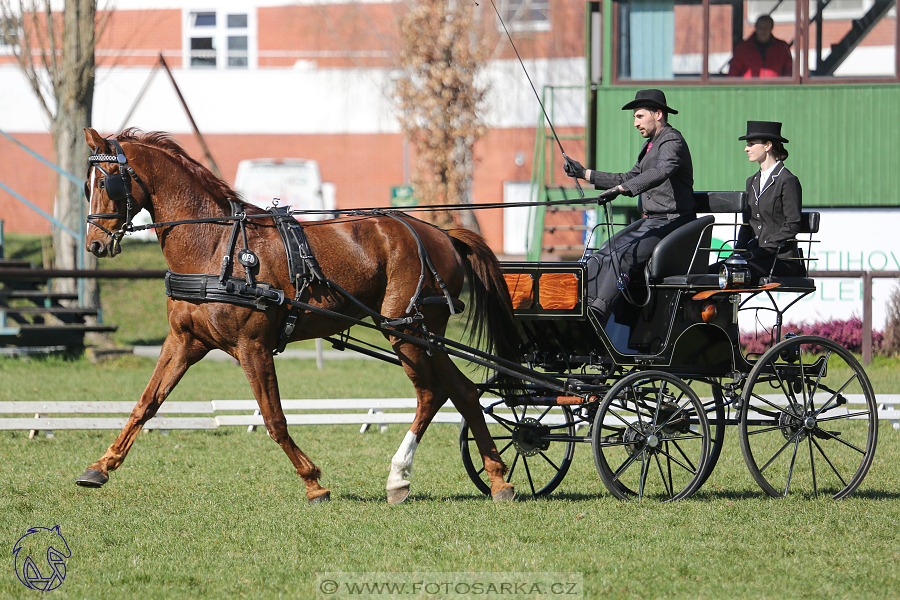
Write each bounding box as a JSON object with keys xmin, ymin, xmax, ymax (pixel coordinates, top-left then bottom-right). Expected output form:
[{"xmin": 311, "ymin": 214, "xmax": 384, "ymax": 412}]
[
  {"xmin": 385, "ymin": 341, "xmax": 449, "ymax": 504},
  {"xmin": 236, "ymin": 346, "xmax": 330, "ymax": 504},
  {"xmin": 76, "ymin": 335, "xmax": 206, "ymax": 487},
  {"xmin": 432, "ymin": 351, "xmax": 515, "ymax": 501}
]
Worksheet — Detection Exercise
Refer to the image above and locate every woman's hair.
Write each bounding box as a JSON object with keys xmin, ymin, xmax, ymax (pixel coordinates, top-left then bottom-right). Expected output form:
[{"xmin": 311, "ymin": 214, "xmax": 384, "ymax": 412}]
[{"xmin": 770, "ymin": 141, "xmax": 789, "ymax": 161}]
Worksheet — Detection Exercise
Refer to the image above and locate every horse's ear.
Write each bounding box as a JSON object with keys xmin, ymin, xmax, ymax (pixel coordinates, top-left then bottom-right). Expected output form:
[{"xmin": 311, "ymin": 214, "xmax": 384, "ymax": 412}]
[{"xmin": 84, "ymin": 127, "xmax": 108, "ymax": 151}]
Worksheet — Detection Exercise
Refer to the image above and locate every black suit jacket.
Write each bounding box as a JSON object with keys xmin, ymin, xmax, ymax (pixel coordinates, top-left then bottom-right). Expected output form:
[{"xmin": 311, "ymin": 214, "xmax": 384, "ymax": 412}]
[
  {"xmin": 588, "ymin": 124, "xmax": 695, "ymax": 216},
  {"xmin": 737, "ymin": 162, "xmax": 802, "ymax": 254}
]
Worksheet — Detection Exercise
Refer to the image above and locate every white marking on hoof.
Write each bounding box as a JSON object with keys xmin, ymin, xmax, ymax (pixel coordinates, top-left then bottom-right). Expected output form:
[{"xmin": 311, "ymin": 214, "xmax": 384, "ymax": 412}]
[{"xmin": 386, "ymin": 430, "xmax": 418, "ymax": 493}]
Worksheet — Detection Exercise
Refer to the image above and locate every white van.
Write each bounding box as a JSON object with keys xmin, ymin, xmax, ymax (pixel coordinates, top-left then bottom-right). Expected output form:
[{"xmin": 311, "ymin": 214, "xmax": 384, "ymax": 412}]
[{"xmin": 233, "ymin": 159, "xmax": 333, "ymax": 221}]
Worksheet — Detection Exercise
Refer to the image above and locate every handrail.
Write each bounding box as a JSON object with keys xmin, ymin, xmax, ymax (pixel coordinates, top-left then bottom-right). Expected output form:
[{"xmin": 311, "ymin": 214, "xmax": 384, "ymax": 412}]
[{"xmin": 810, "ymin": 270, "xmax": 900, "ymax": 365}]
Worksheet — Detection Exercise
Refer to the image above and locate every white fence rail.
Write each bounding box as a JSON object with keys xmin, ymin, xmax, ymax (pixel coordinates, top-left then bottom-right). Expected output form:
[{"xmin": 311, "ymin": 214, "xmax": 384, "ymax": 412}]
[{"xmin": 2, "ymin": 396, "xmax": 898, "ymax": 437}]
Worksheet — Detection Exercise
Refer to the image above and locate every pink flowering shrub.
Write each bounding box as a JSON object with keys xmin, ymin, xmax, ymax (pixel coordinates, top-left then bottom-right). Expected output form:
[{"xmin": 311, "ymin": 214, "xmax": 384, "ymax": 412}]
[{"xmin": 740, "ymin": 316, "xmax": 884, "ymax": 356}]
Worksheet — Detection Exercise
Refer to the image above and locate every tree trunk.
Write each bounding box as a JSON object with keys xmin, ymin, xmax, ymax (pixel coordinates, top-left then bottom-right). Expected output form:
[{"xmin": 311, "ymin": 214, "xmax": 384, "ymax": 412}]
[{"xmin": 51, "ymin": 0, "xmax": 98, "ymax": 308}]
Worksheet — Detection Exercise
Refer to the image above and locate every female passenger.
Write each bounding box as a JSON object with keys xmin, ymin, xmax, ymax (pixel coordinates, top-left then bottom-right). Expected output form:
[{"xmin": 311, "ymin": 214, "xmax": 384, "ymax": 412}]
[{"xmin": 725, "ymin": 121, "xmax": 803, "ymax": 283}]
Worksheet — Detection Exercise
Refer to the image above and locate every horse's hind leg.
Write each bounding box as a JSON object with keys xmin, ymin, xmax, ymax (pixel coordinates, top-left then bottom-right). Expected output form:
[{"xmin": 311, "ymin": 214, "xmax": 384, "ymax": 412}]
[
  {"xmin": 431, "ymin": 350, "xmax": 515, "ymax": 501},
  {"xmin": 236, "ymin": 345, "xmax": 330, "ymax": 504},
  {"xmin": 385, "ymin": 341, "xmax": 449, "ymax": 504},
  {"xmin": 76, "ymin": 334, "xmax": 207, "ymax": 487},
  {"xmin": 387, "ymin": 339, "xmax": 514, "ymax": 502}
]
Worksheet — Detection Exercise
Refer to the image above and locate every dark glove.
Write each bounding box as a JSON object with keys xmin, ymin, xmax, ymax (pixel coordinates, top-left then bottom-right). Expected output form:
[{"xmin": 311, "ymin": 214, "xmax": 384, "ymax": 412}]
[
  {"xmin": 564, "ymin": 157, "xmax": 586, "ymax": 180},
  {"xmin": 598, "ymin": 187, "xmax": 620, "ymax": 203}
]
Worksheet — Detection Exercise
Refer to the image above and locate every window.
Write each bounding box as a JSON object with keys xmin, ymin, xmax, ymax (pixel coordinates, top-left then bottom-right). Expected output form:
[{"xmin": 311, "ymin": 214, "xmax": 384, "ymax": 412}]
[
  {"xmin": 185, "ymin": 9, "xmax": 255, "ymax": 69},
  {"xmin": 612, "ymin": 0, "xmax": 896, "ymax": 82},
  {"xmin": 497, "ymin": 0, "xmax": 551, "ymax": 32},
  {"xmin": 1, "ymin": 15, "xmax": 19, "ymax": 48}
]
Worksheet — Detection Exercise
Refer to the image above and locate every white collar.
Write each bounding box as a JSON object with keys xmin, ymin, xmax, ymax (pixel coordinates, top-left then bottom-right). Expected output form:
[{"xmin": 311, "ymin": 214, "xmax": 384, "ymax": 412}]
[{"xmin": 757, "ymin": 161, "xmax": 783, "ymax": 195}]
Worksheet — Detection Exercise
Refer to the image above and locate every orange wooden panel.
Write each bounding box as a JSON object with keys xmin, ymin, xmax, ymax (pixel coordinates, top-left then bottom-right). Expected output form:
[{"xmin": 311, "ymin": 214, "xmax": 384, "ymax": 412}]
[
  {"xmin": 539, "ymin": 273, "xmax": 579, "ymax": 310},
  {"xmin": 504, "ymin": 274, "xmax": 534, "ymax": 310}
]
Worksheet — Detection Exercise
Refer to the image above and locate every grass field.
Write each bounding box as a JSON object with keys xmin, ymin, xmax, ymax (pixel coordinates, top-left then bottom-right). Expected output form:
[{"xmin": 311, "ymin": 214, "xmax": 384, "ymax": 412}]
[
  {"xmin": 2, "ymin": 354, "xmax": 900, "ymax": 599},
  {"xmin": 3, "ymin": 233, "xmax": 900, "ymax": 598}
]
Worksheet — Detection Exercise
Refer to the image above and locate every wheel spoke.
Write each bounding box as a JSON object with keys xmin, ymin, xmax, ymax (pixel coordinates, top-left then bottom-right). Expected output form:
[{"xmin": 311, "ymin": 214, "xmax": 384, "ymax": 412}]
[
  {"xmin": 747, "ymin": 423, "xmax": 795, "ymax": 436},
  {"xmin": 656, "ymin": 444, "xmax": 697, "ymax": 475},
  {"xmin": 611, "ymin": 445, "xmax": 645, "ymax": 483},
  {"xmin": 522, "ymin": 454, "xmax": 537, "ymax": 496},
  {"xmin": 537, "ymin": 450, "xmax": 561, "ymax": 472},
  {"xmin": 811, "ymin": 436, "xmax": 848, "ymax": 487},
  {"xmin": 758, "ymin": 427, "xmax": 802, "ymax": 474},
  {"xmin": 817, "ymin": 410, "xmax": 872, "ymax": 424},
  {"xmin": 809, "ymin": 436, "xmax": 818, "ymax": 498},
  {"xmin": 668, "ymin": 439, "xmax": 699, "ymax": 474},
  {"xmin": 506, "ymin": 452, "xmax": 519, "ymax": 483},
  {"xmin": 783, "ymin": 436, "xmax": 801, "ymax": 496},
  {"xmin": 654, "ymin": 452, "xmax": 673, "ymax": 498},
  {"xmin": 749, "ymin": 390, "xmax": 798, "ymax": 418},
  {"xmin": 813, "ymin": 374, "xmax": 861, "ymax": 418},
  {"xmin": 813, "ymin": 427, "xmax": 867, "ymax": 454},
  {"xmin": 638, "ymin": 450, "xmax": 649, "ymax": 501},
  {"xmin": 771, "ymin": 365, "xmax": 802, "ymax": 416}
]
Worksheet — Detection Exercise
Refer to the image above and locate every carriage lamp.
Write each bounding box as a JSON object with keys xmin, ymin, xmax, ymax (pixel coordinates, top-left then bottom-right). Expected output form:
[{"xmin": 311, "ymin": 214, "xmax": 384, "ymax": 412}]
[
  {"xmin": 719, "ymin": 255, "xmax": 750, "ymax": 290},
  {"xmin": 701, "ymin": 302, "xmax": 717, "ymax": 322}
]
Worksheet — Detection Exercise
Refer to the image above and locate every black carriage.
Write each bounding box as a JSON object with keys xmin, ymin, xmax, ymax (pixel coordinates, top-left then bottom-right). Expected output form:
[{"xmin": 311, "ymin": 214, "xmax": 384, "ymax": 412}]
[{"xmin": 459, "ymin": 191, "xmax": 879, "ymax": 501}]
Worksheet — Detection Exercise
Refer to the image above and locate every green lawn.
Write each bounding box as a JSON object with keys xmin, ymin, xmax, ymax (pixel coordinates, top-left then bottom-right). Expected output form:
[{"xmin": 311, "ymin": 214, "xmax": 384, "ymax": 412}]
[
  {"xmin": 3, "ymin": 234, "xmax": 900, "ymax": 599},
  {"xmin": 1, "ymin": 354, "xmax": 899, "ymax": 599}
]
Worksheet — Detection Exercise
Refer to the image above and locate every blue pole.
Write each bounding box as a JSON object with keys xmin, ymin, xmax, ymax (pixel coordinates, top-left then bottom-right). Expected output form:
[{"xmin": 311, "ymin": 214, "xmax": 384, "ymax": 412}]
[
  {"xmin": 0, "ymin": 129, "xmax": 82, "ymax": 185},
  {"xmin": 0, "ymin": 179, "xmax": 79, "ymax": 239}
]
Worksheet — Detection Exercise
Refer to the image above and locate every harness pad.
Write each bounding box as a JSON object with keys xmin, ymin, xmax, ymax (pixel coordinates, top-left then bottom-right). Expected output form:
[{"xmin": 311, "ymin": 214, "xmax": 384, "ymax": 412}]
[{"xmin": 166, "ymin": 271, "xmax": 284, "ymax": 311}]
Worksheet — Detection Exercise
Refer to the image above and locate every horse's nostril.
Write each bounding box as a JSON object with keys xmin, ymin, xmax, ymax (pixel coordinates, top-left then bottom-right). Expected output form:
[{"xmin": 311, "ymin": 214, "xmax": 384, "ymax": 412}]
[{"xmin": 89, "ymin": 240, "xmax": 105, "ymax": 255}]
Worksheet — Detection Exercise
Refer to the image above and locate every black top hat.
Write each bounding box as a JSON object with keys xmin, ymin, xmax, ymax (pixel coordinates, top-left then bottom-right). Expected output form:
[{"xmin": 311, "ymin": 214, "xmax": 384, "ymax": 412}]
[
  {"xmin": 738, "ymin": 121, "xmax": 789, "ymax": 143},
  {"xmin": 621, "ymin": 89, "xmax": 678, "ymax": 114}
]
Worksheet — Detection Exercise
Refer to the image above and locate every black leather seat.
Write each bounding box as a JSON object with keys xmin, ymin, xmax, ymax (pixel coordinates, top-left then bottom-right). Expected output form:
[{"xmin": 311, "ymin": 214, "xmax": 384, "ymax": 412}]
[
  {"xmin": 647, "ymin": 215, "xmax": 716, "ymax": 283},
  {"xmin": 758, "ymin": 212, "xmax": 819, "ymax": 291}
]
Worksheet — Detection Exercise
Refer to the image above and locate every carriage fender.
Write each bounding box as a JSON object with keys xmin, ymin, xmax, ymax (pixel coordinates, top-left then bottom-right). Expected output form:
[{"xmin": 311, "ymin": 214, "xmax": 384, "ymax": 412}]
[{"xmin": 669, "ymin": 323, "xmax": 735, "ymax": 368}]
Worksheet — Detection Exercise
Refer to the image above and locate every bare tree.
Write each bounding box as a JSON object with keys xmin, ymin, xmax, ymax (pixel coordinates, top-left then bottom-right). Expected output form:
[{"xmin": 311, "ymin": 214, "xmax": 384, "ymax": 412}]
[
  {"xmin": 1, "ymin": 0, "xmax": 107, "ymax": 306},
  {"xmin": 394, "ymin": 0, "xmax": 489, "ymax": 232}
]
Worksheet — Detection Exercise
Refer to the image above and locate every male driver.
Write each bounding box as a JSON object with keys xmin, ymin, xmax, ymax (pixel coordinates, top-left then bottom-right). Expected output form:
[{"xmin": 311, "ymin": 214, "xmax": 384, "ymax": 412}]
[
  {"xmin": 564, "ymin": 88, "xmax": 694, "ymax": 325},
  {"xmin": 728, "ymin": 15, "xmax": 793, "ymax": 78}
]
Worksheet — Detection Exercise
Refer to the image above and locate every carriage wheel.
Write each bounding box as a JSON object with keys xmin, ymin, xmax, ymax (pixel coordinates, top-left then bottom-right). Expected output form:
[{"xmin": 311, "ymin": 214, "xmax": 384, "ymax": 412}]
[
  {"xmin": 460, "ymin": 404, "xmax": 576, "ymax": 498},
  {"xmin": 739, "ymin": 335, "xmax": 878, "ymax": 499},
  {"xmin": 592, "ymin": 371, "xmax": 710, "ymax": 501}
]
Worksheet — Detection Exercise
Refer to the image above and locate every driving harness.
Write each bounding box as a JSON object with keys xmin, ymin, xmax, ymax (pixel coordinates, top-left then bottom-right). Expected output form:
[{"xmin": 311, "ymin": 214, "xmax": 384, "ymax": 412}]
[
  {"xmin": 85, "ymin": 143, "xmax": 463, "ymax": 355},
  {"xmin": 164, "ymin": 204, "xmax": 462, "ymax": 354}
]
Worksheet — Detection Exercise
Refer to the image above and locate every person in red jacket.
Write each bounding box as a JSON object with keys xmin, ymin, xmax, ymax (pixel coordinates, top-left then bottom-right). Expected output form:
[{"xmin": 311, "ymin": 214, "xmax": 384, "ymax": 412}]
[{"xmin": 728, "ymin": 15, "xmax": 793, "ymax": 78}]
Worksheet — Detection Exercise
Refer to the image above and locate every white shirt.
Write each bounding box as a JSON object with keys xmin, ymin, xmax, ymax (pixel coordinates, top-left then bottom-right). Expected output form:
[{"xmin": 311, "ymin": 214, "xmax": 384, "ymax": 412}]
[{"xmin": 759, "ymin": 161, "xmax": 781, "ymax": 192}]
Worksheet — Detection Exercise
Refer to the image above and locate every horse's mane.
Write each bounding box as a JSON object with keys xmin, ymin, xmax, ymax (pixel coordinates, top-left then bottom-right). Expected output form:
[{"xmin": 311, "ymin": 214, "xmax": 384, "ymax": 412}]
[{"xmin": 116, "ymin": 128, "xmax": 256, "ymax": 211}]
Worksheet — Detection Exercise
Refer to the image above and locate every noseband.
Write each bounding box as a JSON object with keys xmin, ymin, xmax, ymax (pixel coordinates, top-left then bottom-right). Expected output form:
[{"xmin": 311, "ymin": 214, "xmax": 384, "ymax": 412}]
[{"xmin": 84, "ymin": 139, "xmax": 150, "ymax": 244}]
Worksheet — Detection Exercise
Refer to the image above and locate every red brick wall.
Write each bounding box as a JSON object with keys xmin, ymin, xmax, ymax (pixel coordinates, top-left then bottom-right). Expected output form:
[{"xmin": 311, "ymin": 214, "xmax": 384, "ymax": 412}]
[
  {"xmin": 97, "ymin": 9, "xmax": 181, "ymax": 67},
  {"xmin": 1, "ymin": 127, "xmax": 587, "ymax": 254}
]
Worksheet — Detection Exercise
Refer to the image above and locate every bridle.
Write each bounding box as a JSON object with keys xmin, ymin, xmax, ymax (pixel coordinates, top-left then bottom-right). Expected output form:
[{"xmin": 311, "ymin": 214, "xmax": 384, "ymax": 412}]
[{"xmin": 84, "ymin": 139, "xmax": 150, "ymax": 247}]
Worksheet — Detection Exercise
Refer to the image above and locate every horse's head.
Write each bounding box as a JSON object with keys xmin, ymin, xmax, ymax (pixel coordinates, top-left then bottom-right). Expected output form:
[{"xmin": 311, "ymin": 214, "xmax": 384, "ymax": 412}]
[{"xmin": 83, "ymin": 127, "xmax": 151, "ymax": 258}]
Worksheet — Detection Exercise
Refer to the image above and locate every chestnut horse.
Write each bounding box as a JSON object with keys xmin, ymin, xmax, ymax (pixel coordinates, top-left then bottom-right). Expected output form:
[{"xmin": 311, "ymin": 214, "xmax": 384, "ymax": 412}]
[{"xmin": 79, "ymin": 127, "xmax": 519, "ymax": 503}]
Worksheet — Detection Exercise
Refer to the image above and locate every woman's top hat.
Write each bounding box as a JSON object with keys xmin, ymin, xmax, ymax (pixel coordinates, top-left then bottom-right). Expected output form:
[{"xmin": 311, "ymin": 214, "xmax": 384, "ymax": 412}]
[
  {"xmin": 621, "ymin": 89, "xmax": 678, "ymax": 114},
  {"xmin": 738, "ymin": 121, "xmax": 789, "ymax": 143}
]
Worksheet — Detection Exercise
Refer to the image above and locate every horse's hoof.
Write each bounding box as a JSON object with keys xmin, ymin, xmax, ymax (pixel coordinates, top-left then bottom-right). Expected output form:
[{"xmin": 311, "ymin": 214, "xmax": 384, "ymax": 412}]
[
  {"xmin": 387, "ymin": 486, "xmax": 410, "ymax": 505},
  {"xmin": 492, "ymin": 486, "xmax": 516, "ymax": 502},
  {"xmin": 75, "ymin": 469, "xmax": 108, "ymax": 488},
  {"xmin": 308, "ymin": 491, "xmax": 331, "ymax": 504}
]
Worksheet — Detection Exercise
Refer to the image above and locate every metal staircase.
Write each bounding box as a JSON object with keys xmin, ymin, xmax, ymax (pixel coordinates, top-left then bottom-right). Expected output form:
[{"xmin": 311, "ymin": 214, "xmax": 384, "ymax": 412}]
[
  {"xmin": 812, "ymin": 0, "xmax": 895, "ymax": 76},
  {"xmin": 0, "ymin": 258, "xmax": 117, "ymax": 354},
  {"xmin": 526, "ymin": 85, "xmax": 640, "ymax": 261}
]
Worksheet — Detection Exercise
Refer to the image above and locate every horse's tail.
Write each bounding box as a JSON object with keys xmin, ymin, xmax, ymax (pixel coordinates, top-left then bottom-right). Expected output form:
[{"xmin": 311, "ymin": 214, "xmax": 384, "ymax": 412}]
[{"xmin": 446, "ymin": 228, "xmax": 521, "ymax": 363}]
